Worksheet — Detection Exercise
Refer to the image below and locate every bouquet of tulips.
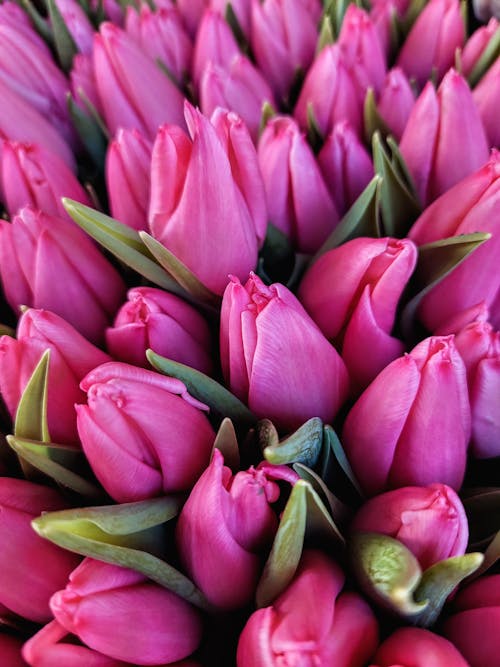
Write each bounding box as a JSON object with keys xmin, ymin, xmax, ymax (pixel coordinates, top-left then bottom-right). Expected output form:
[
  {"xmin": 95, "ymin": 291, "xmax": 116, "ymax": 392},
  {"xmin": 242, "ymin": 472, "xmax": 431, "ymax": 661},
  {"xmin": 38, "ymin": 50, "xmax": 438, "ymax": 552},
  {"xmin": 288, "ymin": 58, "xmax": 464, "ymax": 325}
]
[{"xmin": 0, "ymin": 0, "xmax": 499, "ymax": 664}]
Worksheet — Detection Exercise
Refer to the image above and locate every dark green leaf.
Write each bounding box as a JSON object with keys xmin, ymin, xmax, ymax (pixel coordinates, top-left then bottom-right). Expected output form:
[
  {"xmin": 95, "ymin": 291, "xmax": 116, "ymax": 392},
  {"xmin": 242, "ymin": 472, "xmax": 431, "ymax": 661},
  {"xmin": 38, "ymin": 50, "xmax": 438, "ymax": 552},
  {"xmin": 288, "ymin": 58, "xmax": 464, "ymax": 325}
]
[
  {"xmin": 67, "ymin": 94, "xmax": 107, "ymax": 169},
  {"xmin": 47, "ymin": 0, "xmax": 78, "ymax": 70}
]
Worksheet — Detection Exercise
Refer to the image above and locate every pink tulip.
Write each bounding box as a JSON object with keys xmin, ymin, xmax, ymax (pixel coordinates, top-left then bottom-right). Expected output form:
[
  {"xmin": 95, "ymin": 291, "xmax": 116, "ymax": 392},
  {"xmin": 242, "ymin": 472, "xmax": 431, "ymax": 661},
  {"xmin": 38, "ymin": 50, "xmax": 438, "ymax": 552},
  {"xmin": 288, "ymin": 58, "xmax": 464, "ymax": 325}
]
[
  {"xmin": 1, "ymin": 141, "xmax": 91, "ymax": 220},
  {"xmin": 443, "ymin": 574, "xmax": 500, "ymax": 667},
  {"xmin": 408, "ymin": 151, "xmax": 500, "ymax": 331},
  {"xmin": 93, "ymin": 22, "xmax": 186, "ymax": 140},
  {"xmin": 211, "ymin": 0, "xmax": 252, "ymax": 35},
  {"xmin": 53, "ymin": 0, "xmax": 95, "ymax": 55},
  {"xmin": 376, "ymin": 67, "xmax": 415, "ymax": 141},
  {"xmin": 299, "ymin": 237, "xmax": 417, "ymax": 392},
  {"xmin": 337, "ymin": 5, "xmax": 387, "ymax": 103},
  {"xmin": 294, "ymin": 45, "xmax": 362, "ymax": 138},
  {"xmin": 342, "ymin": 336, "xmax": 471, "ymax": 495},
  {"xmin": 149, "ymin": 104, "xmax": 266, "ymax": 295},
  {"xmin": 76, "ymin": 362, "xmax": 215, "ymax": 502},
  {"xmin": 0, "ymin": 478, "xmax": 80, "ymax": 623},
  {"xmin": 70, "ymin": 53, "xmax": 103, "ymax": 116},
  {"xmin": 318, "ymin": 121, "xmax": 374, "ymax": 215},
  {"xmin": 237, "ymin": 550, "xmax": 379, "ymax": 667},
  {"xmin": 351, "ymin": 483, "xmax": 468, "ymax": 569},
  {"xmin": 369, "ymin": 0, "xmax": 398, "ymax": 57},
  {"xmin": 436, "ymin": 301, "xmax": 490, "ymax": 336},
  {"xmin": 250, "ymin": 0, "xmax": 319, "ymax": 102},
  {"xmin": 258, "ymin": 116, "xmax": 339, "ymax": 253},
  {"xmin": 0, "ymin": 634, "xmax": 26, "ymax": 667},
  {"xmin": 473, "ymin": 56, "xmax": 500, "ymax": 148},
  {"xmin": 396, "ymin": 0, "xmax": 465, "ymax": 88},
  {"xmin": 400, "ymin": 69, "xmax": 489, "ymax": 205},
  {"xmin": 48, "ymin": 559, "xmax": 202, "ymax": 665},
  {"xmin": 0, "ymin": 207, "xmax": 126, "ymax": 344},
  {"xmin": 221, "ymin": 273, "xmax": 349, "ymax": 431},
  {"xmin": 0, "ymin": 308, "xmax": 110, "ymax": 444},
  {"xmin": 199, "ymin": 55, "xmax": 276, "ymax": 142},
  {"xmin": 105, "ymin": 127, "xmax": 152, "ymax": 231},
  {"xmin": 176, "ymin": 0, "xmax": 207, "ymax": 36},
  {"xmin": 461, "ymin": 18, "xmax": 499, "ymax": 77},
  {"xmin": 106, "ymin": 286, "xmax": 212, "ymax": 374},
  {"xmin": 0, "ymin": 2, "xmax": 51, "ymax": 55},
  {"xmin": 176, "ymin": 448, "xmax": 297, "ymax": 609},
  {"xmin": 192, "ymin": 9, "xmax": 241, "ymax": 88},
  {"xmin": 125, "ymin": 4, "xmax": 192, "ymax": 86},
  {"xmin": 371, "ymin": 627, "xmax": 470, "ymax": 667}
]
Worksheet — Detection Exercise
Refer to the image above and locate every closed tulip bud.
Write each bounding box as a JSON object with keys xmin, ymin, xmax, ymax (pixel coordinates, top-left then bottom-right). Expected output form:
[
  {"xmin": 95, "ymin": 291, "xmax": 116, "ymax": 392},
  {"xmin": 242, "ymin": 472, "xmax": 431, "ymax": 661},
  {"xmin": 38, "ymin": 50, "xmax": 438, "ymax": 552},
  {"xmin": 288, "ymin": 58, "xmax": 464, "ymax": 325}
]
[
  {"xmin": 0, "ymin": 634, "xmax": 26, "ymax": 667},
  {"xmin": 0, "ymin": 478, "xmax": 80, "ymax": 623},
  {"xmin": 461, "ymin": 18, "xmax": 499, "ymax": 77},
  {"xmin": 237, "ymin": 550, "xmax": 379, "ymax": 667},
  {"xmin": 53, "ymin": 0, "xmax": 95, "ymax": 56},
  {"xmin": 105, "ymin": 127, "xmax": 152, "ymax": 231},
  {"xmin": 351, "ymin": 483, "xmax": 468, "ymax": 569},
  {"xmin": 149, "ymin": 104, "xmax": 266, "ymax": 295},
  {"xmin": 370, "ymin": 0, "xmax": 398, "ymax": 58},
  {"xmin": 176, "ymin": 0, "xmax": 207, "ymax": 36},
  {"xmin": 70, "ymin": 53, "xmax": 103, "ymax": 116},
  {"xmin": 299, "ymin": 237, "xmax": 417, "ymax": 392},
  {"xmin": 376, "ymin": 67, "xmax": 415, "ymax": 141},
  {"xmin": 258, "ymin": 116, "xmax": 339, "ymax": 253},
  {"xmin": 337, "ymin": 5, "xmax": 387, "ymax": 103},
  {"xmin": 1, "ymin": 142, "xmax": 91, "ymax": 220},
  {"xmin": 212, "ymin": 0, "xmax": 252, "ymax": 36},
  {"xmin": 76, "ymin": 362, "xmax": 215, "ymax": 502},
  {"xmin": 0, "ymin": 208, "xmax": 126, "ymax": 344},
  {"xmin": 106, "ymin": 286, "xmax": 212, "ymax": 374},
  {"xmin": 250, "ymin": 0, "xmax": 318, "ymax": 102},
  {"xmin": 371, "ymin": 627, "xmax": 470, "ymax": 667},
  {"xmin": 318, "ymin": 121, "xmax": 374, "ymax": 215},
  {"xmin": 93, "ymin": 22, "xmax": 186, "ymax": 140},
  {"xmin": 200, "ymin": 55, "xmax": 276, "ymax": 142},
  {"xmin": 397, "ymin": 0, "xmax": 465, "ymax": 89},
  {"xmin": 0, "ymin": 2, "xmax": 50, "ymax": 55},
  {"xmin": 192, "ymin": 9, "xmax": 241, "ymax": 88},
  {"xmin": 176, "ymin": 448, "xmax": 297, "ymax": 609},
  {"xmin": 221, "ymin": 273, "xmax": 349, "ymax": 431},
  {"xmin": 342, "ymin": 336, "xmax": 471, "ymax": 495},
  {"xmin": 48, "ymin": 559, "xmax": 202, "ymax": 665},
  {"xmin": 443, "ymin": 574, "xmax": 500, "ymax": 667},
  {"xmin": 294, "ymin": 45, "xmax": 362, "ymax": 139},
  {"xmin": 400, "ymin": 70, "xmax": 489, "ymax": 206},
  {"xmin": 0, "ymin": 308, "xmax": 110, "ymax": 444},
  {"xmin": 409, "ymin": 151, "xmax": 500, "ymax": 331},
  {"xmin": 125, "ymin": 4, "xmax": 192, "ymax": 86},
  {"xmin": 473, "ymin": 56, "xmax": 500, "ymax": 149}
]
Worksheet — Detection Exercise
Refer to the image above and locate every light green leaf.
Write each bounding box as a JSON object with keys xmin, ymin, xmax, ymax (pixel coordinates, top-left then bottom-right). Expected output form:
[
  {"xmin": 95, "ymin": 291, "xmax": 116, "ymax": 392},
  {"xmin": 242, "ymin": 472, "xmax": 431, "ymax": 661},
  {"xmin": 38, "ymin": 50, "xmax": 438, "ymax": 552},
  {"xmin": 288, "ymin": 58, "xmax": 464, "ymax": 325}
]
[
  {"xmin": 213, "ymin": 418, "xmax": 240, "ymax": 472},
  {"xmin": 14, "ymin": 350, "xmax": 50, "ymax": 443}
]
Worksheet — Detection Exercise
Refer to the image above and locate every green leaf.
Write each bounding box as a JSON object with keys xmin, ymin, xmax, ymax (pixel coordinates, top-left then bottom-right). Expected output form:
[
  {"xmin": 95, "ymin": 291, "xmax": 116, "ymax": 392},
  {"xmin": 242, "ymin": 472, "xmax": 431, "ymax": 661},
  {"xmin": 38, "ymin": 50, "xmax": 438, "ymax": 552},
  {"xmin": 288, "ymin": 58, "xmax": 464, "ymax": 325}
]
[
  {"xmin": 213, "ymin": 418, "xmax": 240, "ymax": 472},
  {"xmin": 147, "ymin": 351, "xmax": 257, "ymax": 428},
  {"xmin": 259, "ymin": 101, "xmax": 277, "ymax": 137},
  {"xmin": 413, "ymin": 553, "xmax": 484, "ymax": 627},
  {"xmin": 311, "ymin": 176, "xmax": 382, "ymax": 263},
  {"xmin": 67, "ymin": 95, "xmax": 107, "ymax": 169},
  {"xmin": 468, "ymin": 25, "xmax": 500, "ymax": 87},
  {"xmin": 14, "ymin": 350, "xmax": 50, "ymax": 443},
  {"xmin": 263, "ymin": 418, "xmax": 323, "ymax": 467},
  {"xmin": 349, "ymin": 532, "xmax": 427, "ymax": 617},
  {"xmin": 139, "ymin": 232, "xmax": 221, "ymax": 307},
  {"xmin": 364, "ymin": 89, "xmax": 391, "ymax": 144},
  {"xmin": 471, "ymin": 530, "xmax": 500, "ymax": 579},
  {"xmin": 256, "ymin": 479, "xmax": 344, "ymax": 607},
  {"xmin": 306, "ymin": 103, "xmax": 324, "ymax": 151},
  {"xmin": 62, "ymin": 199, "xmax": 185, "ymax": 295},
  {"xmin": 32, "ymin": 498, "xmax": 210, "ymax": 610},
  {"xmin": 0, "ymin": 323, "xmax": 15, "ymax": 337},
  {"xmin": 293, "ymin": 462, "xmax": 352, "ymax": 526},
  {"xmin": 398, "ymin": 0, "xmax": 427, "ymax": 36},
  {"xmin": 321, "ymin": 425, "xmax": 363, "ymax": 497},
  {"xmin": 401, "ymin": 232, "xmax": 491, "ymax": 340},
  {"xmin": 225, "ymin": 2, "xmax": 248, "ymax": 52},
  {"xmin": 7, "ymin": 436, "xmax": 103, "ymax": 500},
  {"xmin": 47, "ymin": 0, "xmax": 78, "ymax": 71},
  {"xmin": 317, "ymin": 14, "xmax": 334, "ymax": 52},
  {"xmin": 18, "ymin": 0, "xmax": 53, "ymax": 41}
]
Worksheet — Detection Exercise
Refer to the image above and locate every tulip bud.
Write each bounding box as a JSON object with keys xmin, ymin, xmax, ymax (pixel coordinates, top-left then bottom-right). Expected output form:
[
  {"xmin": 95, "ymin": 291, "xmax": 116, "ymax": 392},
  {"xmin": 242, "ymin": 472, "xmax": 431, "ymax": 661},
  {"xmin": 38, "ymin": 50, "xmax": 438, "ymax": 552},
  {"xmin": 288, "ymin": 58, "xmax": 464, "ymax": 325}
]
[
  {"xmin": 237, "ymin": 550, "xmax": 379, "ymax": 666},
  {"xmin": 176, "ymin": 448, "xmax": 296, "ymax": 609},
  {"xmin": 443, "ymin": 574, "xmax": 500, "ymax": 667},
  {"xmin": 106, "ymin": 286, "xmax": 213, "ymax": 374},
  {"xmin": 48, "ymin": 559, "xmax": 202, "ymax": 665},
  {"xmin": 370, "ymin": 0, "xmax": 398, "ymax": 58},
  {"xmin": 221, "ymin": 273, "xmax": 349, "ymax": 431},
  {"xmin": 192, "ymin": 9, "xmax": 241, "ymax": 88},
  {"xmin": 0, "ymin": 634, "xmax": 26, "ymax": 667},
  {"xmin": 299, "ymin": 237, "xmax": 417, "ymax": 392},
  {"xmin": 125, "ymin": 4, "xmax": 193, "ymax": 86},
  {"xmin": 0, "ymin": 2, "xmax": 50, "ymax": 55},
  {"xmin": 76, "ymin": 362, "xmax": 215, "ymax": 502},
  {"xmin": 70, "ymin": 53, "xmax": 103, "ymax": 116},
  {"xmin": 0, "ymin": 308, "xmax": 110, "ymax": 444},
  {"xmin": 294, "ymin": 45, "xmax": 362, "ymax": 138},
  {"xmin": 376, "ymin": 67, "xmax": 415, "ymax": 141},
  {"xmin": 105, "ymin": 127, "xmax": 152, "ymax": 231},
  {"xmin": 52, "ymin": 0, "xmax": 95, "ymax": 55},
  {"xmin": 93, "ymin": 22, "xmax": 186, "ymax": 140},
  {"xmin": 473, "ymin": 56, "xmax": 500, "ymax": 149},
  {"xmin": 176, "ymin": 0, "xmax": 207, "ymax": 36},
  {"xmin": 318, "ymin": 121, "xmax": 374, "ymax": 215},
  {"xmin": 342, "ymin": 336, "xmax": 471, "ymax": 495},
  {"xmin": 258, "ymin": 116, "xmax": 339, "ymax": 253},
  {"xmin": 0, "ymin": 207, "xmax": 126, "ymax": 344},
  {"xmin": 0, "ymin": 478, "xmax": 80, "ymax": 623},
  {"xmin": 396, "ymin": 0, "xmax": 465, "ymax": 88},
  {"xmin": 371, "ymin": 627, "xmax": 470, "ymax": 667},
  {"xmin": 351, "ymin": 483, "xmax": 468, "ymax": 569},
  {"xmin": 250, "ymin": 0, "xmax": 318, "ymax": 102},
  {"xmin": 212, "ymin": 0, "xmax": 253, "ymax": 36},
  {"xmin": 149, "ymin": 104, "xmax": 266, "ymax": 295},
  {"xmin": 461, "ymin": 17, "xmax": 499, "ymax": 77},
  {"xmin": 408, "ymin": 151, "xmax": 500, "ymax": 331},
  {"xmin": 1, "ymin": 142, "xmax": 91, "ymax": 220},
  {"xmin": 400, "ymin": 69, "xmax": 489, "ymax": 205}
]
